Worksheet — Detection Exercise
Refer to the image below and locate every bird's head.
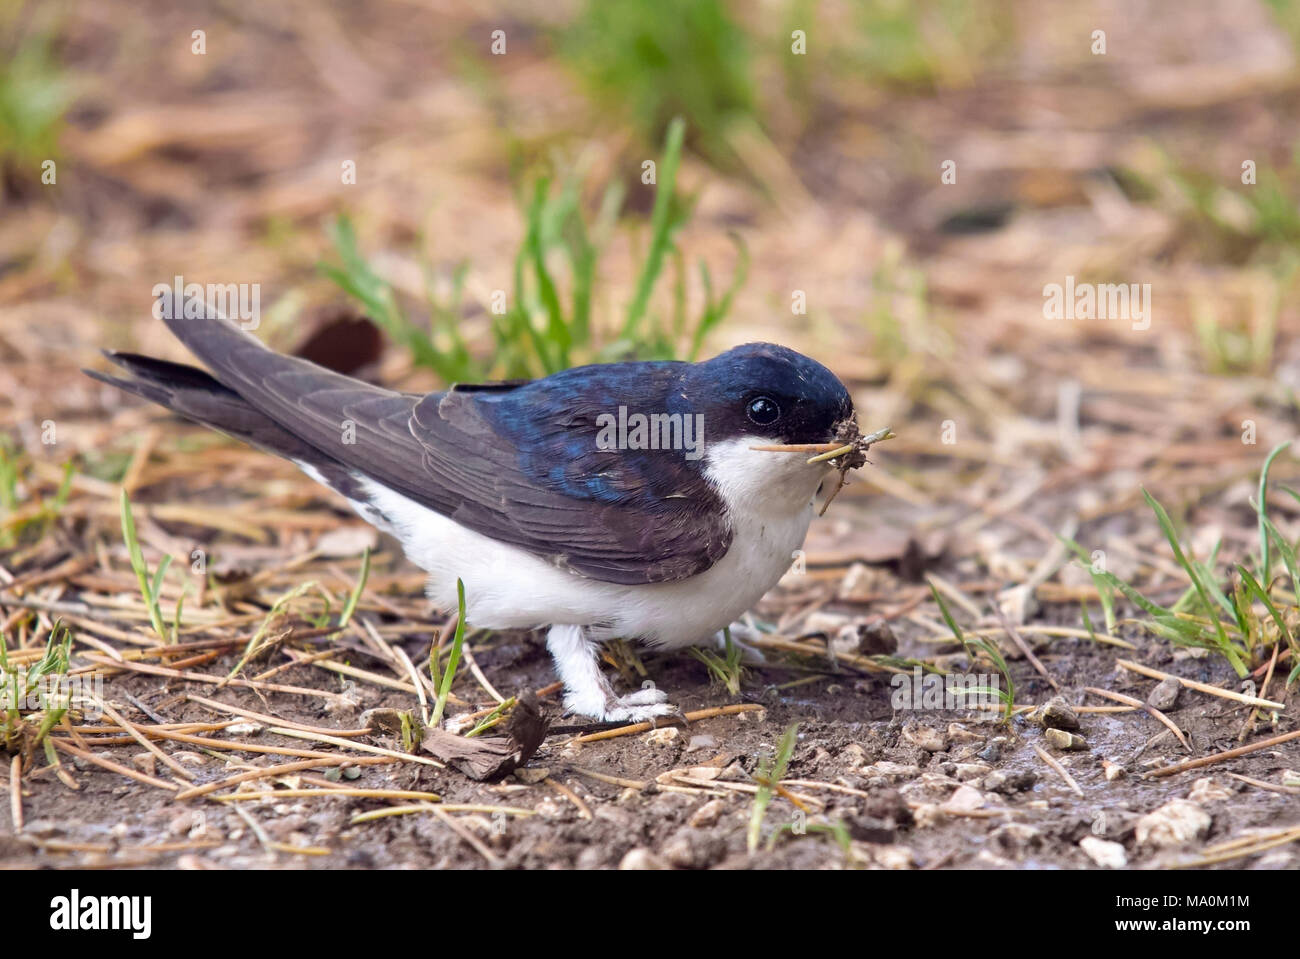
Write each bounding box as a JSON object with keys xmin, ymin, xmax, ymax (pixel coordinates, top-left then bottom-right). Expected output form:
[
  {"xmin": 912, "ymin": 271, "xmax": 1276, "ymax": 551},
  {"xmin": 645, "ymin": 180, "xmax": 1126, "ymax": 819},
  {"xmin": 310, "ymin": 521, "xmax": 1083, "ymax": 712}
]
[
  {"xmin": 679, "ymin": 342, "xmax": 855, "ymax": 448},
  {"xmin": 673, "ymin": 343, "xmax": 863, "ymax": 514}
]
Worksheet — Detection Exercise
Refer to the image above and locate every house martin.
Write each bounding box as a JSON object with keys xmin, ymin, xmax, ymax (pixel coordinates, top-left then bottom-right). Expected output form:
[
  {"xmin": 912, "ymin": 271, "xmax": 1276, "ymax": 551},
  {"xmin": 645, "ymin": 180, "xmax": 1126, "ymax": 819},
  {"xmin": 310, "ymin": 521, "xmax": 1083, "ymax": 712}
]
[{"xmin": 87, "ymin": 308, "xmax": 872, "ymax": 722}]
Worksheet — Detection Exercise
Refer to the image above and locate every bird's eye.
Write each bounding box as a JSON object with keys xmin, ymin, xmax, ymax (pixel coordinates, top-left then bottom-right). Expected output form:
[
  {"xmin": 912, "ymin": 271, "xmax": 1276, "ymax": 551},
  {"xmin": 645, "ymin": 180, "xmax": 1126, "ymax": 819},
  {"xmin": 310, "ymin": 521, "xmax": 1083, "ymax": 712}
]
[{"xmin": 746, "ymin": 396, "xmax": 781, "ymax": 426}]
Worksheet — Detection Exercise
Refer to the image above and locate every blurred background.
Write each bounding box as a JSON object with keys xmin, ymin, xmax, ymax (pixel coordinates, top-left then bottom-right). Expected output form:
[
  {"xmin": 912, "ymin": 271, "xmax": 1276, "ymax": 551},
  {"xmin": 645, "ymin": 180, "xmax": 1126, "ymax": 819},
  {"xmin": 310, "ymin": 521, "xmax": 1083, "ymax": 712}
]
[
  {"xmin": 5, "ymin": 0, "xmax": 1300, "ymax": 874},
  {"xmin": 4, "ymin": 0, "xmax": 1300, "ymax": 593}
]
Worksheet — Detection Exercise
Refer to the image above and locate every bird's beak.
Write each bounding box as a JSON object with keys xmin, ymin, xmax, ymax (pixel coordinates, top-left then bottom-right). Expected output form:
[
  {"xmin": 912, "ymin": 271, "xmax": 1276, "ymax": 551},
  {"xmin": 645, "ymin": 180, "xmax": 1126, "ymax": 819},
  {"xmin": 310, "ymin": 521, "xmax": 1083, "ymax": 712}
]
[{"xmin": 749, "ymin": 427, "xmax": 896, "ymax": 464}]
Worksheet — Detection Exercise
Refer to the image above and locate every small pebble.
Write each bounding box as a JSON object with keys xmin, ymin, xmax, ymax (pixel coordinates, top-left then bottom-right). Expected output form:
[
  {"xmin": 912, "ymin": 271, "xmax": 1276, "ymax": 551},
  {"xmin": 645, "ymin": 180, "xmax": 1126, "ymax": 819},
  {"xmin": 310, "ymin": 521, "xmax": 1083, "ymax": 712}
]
[
  {"xmin": 839, "ymin": 743, "xmax": 868, "ymax": 767},
  {"xmin": 1187, "ymin": 777, "xmax": 1231, "ymax": 803},
  {"xmin": 618, "ymin": 848, "xmax": 666, "ymax": 870},
  {"xmin": 1080, "ymin": 836, "xmax": 1128, "ymax": 868},
  {"xmin": 978, "ymin": 742, "xmax": 1002, "ymax": 763},
  {"xmin": 946, "ymin": 723, "xmax": 984, "ymax": 743},
  {"xmin": 1044, "ymin": 728, "xmax": 1088, "ymax": 751},
  {"xmin": 984, "ymin": 768, "xmax": 1037, "ymax": 794},
  {"xmin": 688, "ymin": 798, "xmax": 726, "ymax": 829},
  {"xmin": 130, "ymin": 753, "xmax": 157, "ymax": 777},
  {"xmin": 644, "ymin": 726, "xmax": 679, "ymax": 746},
  {"xmin": 868, "ymin": 844, "xmax": 915, "ymax": 870},
  {"xmin": 902, "ymin": 724, "xmax": 946, "ymax": 752},
  {"xmin": 1135, "ymin": 799, "xmax": 1211, "ymax": 847},
  {"xmin": 1147, "ymin": 677, "xmax": 1181, "ymax": 711},
  {"xmin": 1032, "ymin": 695, "xmax": 1080, "ymax": 731},
  {"xmin": 941, "ymin": 784, "xmax": 986, "ymax": 812}
]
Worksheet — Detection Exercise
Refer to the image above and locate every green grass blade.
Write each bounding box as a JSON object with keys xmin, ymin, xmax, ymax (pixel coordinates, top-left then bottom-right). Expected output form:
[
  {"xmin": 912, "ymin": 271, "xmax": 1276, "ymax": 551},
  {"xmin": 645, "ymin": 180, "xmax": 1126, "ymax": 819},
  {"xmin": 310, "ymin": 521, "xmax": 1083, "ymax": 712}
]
[
  {"xmin": 338, "ymin": 547, "xmax": 371, "ymax": 629},
  {"xmin": 120, "ymin": 489, "xmax": 170, "ymax": 642},
  {"xmin": 429, "ymin": 578, "xmax": 467, "ymax": 729},
  {"xmin": 1236, "ymin": 563, "xmax": 1290, "ymax": 646},
  {"xmin": 622, "ymin": 117, "xmax": 686, "ymax": 341},
  {"xmin": 747, "ymin": 721, "xmax": 798, "ymax": 853},
  {"xmin": 1141, "ymin": 488, "xmax": 1233, "ymax": 655},
  {"xmin": 1256, "ymin": 441, "xmax": 1291, "ymax": 581},
  {"xmin": 689, "ymin": 234, "xmax": 749, "ymax": 360}
]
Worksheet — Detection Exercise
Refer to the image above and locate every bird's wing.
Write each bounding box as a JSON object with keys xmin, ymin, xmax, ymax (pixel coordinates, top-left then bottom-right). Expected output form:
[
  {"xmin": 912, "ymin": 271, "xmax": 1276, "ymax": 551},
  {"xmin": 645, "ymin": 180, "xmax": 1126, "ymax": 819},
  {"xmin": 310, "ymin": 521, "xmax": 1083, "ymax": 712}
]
[{"xmin": 159, "ymin": 312, "xmax": 732, "ymax": 584}]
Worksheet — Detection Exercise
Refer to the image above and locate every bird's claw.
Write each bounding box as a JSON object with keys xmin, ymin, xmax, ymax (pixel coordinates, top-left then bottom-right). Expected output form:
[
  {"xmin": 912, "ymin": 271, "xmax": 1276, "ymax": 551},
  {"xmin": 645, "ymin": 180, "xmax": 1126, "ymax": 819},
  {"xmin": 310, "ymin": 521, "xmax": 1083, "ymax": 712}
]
[{"xmin": 598, "ymin": 686, "xmax": 684, "ymax": 725}]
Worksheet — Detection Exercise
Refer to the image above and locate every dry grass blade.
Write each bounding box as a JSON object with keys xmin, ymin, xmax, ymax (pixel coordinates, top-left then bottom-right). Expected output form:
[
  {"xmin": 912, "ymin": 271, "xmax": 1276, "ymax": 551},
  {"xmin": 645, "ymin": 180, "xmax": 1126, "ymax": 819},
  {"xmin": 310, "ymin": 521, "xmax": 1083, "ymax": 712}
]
[
  {"xmin": 349, "ymin": 803, "xmax": 535, "ymax": 824},
  {"xmin": 80, "ymin": 652, "xmax": 351, "ymax": 702},
  {"xmin": 805, "ymin": 442, "xmax": 856, "ymax": 464},
  {"xmin": 666, "ymin": 773, "xmax": 820, "ymax": 808},
  {"xmin": 9, "ymin": 754, "xmax": 21, "ymax": 831},
  {"xmin": 1226, "ymin": 773, "xmax": 1300, "ymax": 795},
  {"xmin": 429, "ymin": 804, "xmax": 501, "ymax": 866},
  {"xmin": 748, "ymin": 442, "xmax": 847, "ymax": 454},
  {"xmin": 266, "ymin": 726, "xmax": 444, "ymax": 767},
  {"xmin": 211, "ymin": 786, "xmax": 443, "ymax": 802},
  {"xmin": 1032, "ymin": 744, "xmax": 1083, "ymax": 797},
  {"xmin": 185, "ymin": 693, "xmax": 371, "ymax": 737},
  {"xmin": 563, "ymin": 765, "xmax": 649, "ymax": 790},
  {"xmin": 547, "ymin": 777, "xmax": 592, "ymax": 819},
  {"xmin": 143, "ymin": 728, "xmax": 394, "ymax": 762},
  {"xmin": 994, "ymin": 603, "xmax": 1060, "ymax": 692},
  {"xmin": 50, "ymin": 738, "xmax": 179, "ymax": 791},
  {"xmin": 1083, "ymin": 686, "xmax": 1189, "ymax": 750},
  {"xmin": 1171, "ymin": 824, "xmax": 1300, "ymax": 868},
  {"xmin": 173, "ymin": 756, "xmax": 394, "ymax": 801},
  {"xmin": 391, "ymin": 643, "xmax": 431, "ymax": 725},
  {"xmin": 1240, "ymin": 641, "xmax": 1282, "ymax": 742},
  {"xmin": 93, "ymin": 696, "xmax": 196, "ymax": 781},
  {"xmin": 1144, "ymin": 728, "xmax": 1300, "ymax": 778},
  {"xmin": 1117, "ymin": 659, "xmax": 1284, "ymax": 710},
  {"xmin": 569, "ymin": 703, "xmax": 763, "ymax": 742}
]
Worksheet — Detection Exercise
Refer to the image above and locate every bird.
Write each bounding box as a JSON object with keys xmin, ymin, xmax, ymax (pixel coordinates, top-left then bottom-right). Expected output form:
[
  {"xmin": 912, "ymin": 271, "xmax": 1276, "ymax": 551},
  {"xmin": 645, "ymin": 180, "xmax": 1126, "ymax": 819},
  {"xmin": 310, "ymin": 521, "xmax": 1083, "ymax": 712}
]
[{"xmin": 86, "ymin": 305, "xmax": 864, "ymax": 723}]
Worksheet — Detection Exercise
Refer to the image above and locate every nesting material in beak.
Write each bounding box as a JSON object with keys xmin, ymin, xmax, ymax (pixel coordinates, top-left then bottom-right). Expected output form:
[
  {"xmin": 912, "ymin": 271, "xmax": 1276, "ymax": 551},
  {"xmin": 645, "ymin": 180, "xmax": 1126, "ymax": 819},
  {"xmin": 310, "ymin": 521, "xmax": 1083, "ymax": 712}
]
[{"xmin": 749, "ymin": 422, "xmax": 896, "ymax": 516}]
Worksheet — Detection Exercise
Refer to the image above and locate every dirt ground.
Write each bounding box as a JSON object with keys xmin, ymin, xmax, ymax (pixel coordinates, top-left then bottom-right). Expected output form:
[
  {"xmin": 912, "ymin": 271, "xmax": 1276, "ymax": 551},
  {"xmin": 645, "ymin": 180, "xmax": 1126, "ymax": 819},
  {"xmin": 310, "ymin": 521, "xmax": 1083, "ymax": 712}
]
[
  {"xmin": 2, "ymin": 0, "xmax": 1299, "ymax": 869},
  {"xmin": 7, "ymin": 614, "xmax": 1298, "ymax": 870}
]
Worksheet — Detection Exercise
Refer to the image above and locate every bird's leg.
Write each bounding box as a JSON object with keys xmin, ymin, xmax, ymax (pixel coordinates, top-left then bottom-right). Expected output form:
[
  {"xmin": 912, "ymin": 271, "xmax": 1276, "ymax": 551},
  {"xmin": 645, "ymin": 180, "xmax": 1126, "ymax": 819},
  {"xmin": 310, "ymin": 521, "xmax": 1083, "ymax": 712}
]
[
  {"xmin": 711, "ymin": 620, "xmax": 767, "ymax": 664},
  {"xmin": 546, "ymin": 624, "xmax": 679, "ymax": 723}
]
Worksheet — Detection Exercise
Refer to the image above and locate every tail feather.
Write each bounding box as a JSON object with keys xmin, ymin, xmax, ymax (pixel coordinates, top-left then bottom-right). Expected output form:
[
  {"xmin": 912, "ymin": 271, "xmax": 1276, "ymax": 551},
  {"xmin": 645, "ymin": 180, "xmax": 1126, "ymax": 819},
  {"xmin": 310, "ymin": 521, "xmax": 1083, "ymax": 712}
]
[{"xmin": 85, "ymin": 351, "xmax": 368, "ymax": 500}]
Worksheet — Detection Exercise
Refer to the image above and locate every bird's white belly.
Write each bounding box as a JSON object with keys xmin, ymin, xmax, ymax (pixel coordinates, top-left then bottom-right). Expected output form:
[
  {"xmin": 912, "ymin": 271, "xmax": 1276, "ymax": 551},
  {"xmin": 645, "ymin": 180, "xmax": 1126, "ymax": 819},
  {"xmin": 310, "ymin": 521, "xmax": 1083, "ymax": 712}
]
[
  {"xmin": 348, "ymin": 436, "xmax": 826, "ymax": 650},
  {"xmin": 355, "ymin": 478, "xmax": 812, "ymax": 647}
]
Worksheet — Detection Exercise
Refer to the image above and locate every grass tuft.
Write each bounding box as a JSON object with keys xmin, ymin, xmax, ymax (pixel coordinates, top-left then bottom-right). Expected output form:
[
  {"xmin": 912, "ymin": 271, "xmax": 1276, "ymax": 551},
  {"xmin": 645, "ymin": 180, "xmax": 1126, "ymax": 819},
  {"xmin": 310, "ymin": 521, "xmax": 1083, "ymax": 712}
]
[
  {"xmin": 322, "ymin": 119, "xmax": 745, "ymax": 381},
  {"xmin": 119, "ymin": 488, "xmax": 176, "ymax": 643},
  {"xmin": 1065, "ymin": 444, "xmax": 1300, "ymax": 684},
  {"xmin": 560, "ymin": 0, "xmax": 755, "ymax": 164},
  {"xmin": 688, "ymin": 626, "xmax": 746, "ymax": 696},
  {"xmin": 927, "ymin": 581, "xmax": 1015, "ymax": 720},
  {"xmin": 2, "ymin": 620, "xmax": 74, "ymax": 762},
  {"xmin": 747, "ymin": 720, "xmax": 799, "ymax": 853},
  {"xmin": 0, "ymin": 8, "xmax": 74, "ymax": 180}
]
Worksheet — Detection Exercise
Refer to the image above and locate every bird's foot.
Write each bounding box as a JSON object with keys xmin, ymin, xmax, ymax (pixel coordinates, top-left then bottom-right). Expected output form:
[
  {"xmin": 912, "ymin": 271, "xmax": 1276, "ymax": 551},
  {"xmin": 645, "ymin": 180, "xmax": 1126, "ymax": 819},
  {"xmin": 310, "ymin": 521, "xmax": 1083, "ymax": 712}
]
[
  {"xmin": 562, "ymin": 683, "xmax": 682, "ymax": 724},
  {"xmin": 595, "ymin": 686, "xmax": 684, "ymax": 725},
  {"xmin": 547, "ymin": 624, "xmax": 684, "ymax": 725}
]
